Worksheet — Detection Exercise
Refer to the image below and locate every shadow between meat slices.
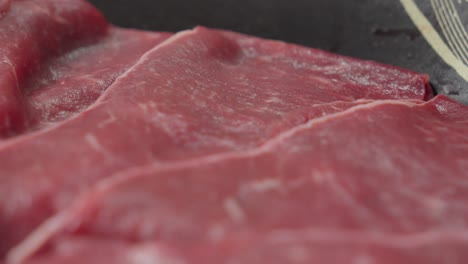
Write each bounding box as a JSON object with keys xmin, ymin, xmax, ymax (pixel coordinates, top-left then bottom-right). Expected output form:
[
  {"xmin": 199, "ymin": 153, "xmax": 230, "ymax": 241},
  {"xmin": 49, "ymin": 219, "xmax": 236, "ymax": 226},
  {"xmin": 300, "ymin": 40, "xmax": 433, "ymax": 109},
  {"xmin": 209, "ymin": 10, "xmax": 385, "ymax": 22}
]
[
  {"xmin": 10, "ymin": 96, "xmax": 468, "ymax": 263},
  {"xmin": 1, "ymin": 26, "xmax": 431, "ymax": 260}
]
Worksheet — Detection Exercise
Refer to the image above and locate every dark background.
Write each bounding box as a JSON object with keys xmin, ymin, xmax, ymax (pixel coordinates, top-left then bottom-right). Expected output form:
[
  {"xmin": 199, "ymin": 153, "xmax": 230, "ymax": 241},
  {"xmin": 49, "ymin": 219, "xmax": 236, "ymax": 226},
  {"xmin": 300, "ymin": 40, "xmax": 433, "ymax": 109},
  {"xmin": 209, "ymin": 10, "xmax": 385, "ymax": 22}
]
[{"xmin": 88, "ymin": 0, "xmax": 468, "ymax": 102}]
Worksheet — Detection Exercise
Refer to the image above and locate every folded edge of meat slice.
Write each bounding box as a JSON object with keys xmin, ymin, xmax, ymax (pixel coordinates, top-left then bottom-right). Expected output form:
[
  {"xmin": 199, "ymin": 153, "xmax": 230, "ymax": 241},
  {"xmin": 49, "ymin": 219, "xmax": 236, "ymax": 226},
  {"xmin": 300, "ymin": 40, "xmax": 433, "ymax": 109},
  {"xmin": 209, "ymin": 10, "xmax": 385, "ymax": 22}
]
[
  {"xmin": 0, "ymin": 26, "xmax": 431, "ymax": 259},
  {"xmin": 9, "ymin": 95, "xmax": 468, "ymax": 264},
  {"xmin": 0, "ymin": 0, "xmax": 108, "ymax": 137}
]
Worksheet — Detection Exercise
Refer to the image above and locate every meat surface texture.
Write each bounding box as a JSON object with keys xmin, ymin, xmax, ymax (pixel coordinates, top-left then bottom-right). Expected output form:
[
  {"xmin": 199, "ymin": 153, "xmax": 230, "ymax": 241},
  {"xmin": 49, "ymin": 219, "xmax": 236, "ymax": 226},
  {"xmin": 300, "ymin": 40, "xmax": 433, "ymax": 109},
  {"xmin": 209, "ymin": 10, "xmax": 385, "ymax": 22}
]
[
  {"xmin": 2, "ymin": 1, "xmax": 467, "ymax": 264},
  {"xmin": 0, "ymin": 23, "xmax": 431, "ymax": 258},
  {"xmin": 26, "ymin": 28, "xmax": 172, "ymax": 128},
  {"xmin": 0, "ymin": 0, "xmax": 108, "ymax": 137},
  {"xmin": 10, "ymin": 96, "xmax": 468, "ymax": 264}
]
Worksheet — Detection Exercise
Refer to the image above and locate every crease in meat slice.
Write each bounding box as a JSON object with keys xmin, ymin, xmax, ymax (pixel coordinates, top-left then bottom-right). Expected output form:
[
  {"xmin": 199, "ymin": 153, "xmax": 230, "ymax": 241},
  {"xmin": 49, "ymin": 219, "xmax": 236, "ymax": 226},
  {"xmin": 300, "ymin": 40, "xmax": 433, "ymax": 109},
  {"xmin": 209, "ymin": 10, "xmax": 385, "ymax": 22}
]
[
  {"xmin": 5, "ymin": 98, "xmax": 429, "ymax": 264},
  {"xmin": 0, "ymin": 26, "xmax": 432, "ymax": 260},
  {"xmin": 0, "ymin": 0, "xmax": 108, "ymax": 137}
]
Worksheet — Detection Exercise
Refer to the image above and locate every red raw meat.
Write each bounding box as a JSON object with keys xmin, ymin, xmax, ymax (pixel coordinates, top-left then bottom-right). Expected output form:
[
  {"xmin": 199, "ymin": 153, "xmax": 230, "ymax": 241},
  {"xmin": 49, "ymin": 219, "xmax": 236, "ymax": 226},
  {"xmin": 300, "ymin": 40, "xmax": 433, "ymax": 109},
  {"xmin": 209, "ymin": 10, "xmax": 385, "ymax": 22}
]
[
  {"xmin": 26, "ymin": 28, "xmax": 172, "ymax": 128},
  {"xmin": 0, "ymin": 0, "xmax": 108, "ymax": 137},
  {"xmin": 0, "ymin": 25, "xmax": 431, "ymax": 258},
  {"xmin": 10, "ymin": 96, "xmax": 468, "ymax": 264},
  {"xmin": 18, "ymin": 234, "xmax": 468, "ymax": 264},
  {"xmin": 0, "ymin": 1, "xmax": 442, "ymax": 262},
  {"xmin": 0, "ymin": 12, "xmax": 170, "ymax": 259}
]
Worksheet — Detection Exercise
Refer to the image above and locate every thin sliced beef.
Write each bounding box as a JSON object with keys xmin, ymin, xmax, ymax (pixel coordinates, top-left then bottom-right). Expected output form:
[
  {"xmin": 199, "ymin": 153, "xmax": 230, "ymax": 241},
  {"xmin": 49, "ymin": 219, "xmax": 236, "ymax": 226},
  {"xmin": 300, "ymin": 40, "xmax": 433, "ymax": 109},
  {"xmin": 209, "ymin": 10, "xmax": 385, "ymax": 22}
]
[
  {"xmin": 0, "ymin": 26, "xmax": 431, "ymax": 257},
  {"xmin": 12, "ymin": 96, "xmax": 468, "ymax": 264},
  {"xmin": 26, "ymin": 28, "xmax": 172, "ymax": 128},
  {"xmin": 0, "ymin": 0, "xmax": 108, "ymax": 137}
]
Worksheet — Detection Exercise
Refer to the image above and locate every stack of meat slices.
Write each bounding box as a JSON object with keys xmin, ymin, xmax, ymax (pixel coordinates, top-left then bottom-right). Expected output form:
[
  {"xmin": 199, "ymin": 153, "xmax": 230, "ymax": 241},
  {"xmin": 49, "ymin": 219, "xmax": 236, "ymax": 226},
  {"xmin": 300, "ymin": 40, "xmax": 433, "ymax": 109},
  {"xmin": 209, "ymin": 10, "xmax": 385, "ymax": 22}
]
[{"xmin": 1, "ymin": 1, "xmax": 467, "ymax": 264}]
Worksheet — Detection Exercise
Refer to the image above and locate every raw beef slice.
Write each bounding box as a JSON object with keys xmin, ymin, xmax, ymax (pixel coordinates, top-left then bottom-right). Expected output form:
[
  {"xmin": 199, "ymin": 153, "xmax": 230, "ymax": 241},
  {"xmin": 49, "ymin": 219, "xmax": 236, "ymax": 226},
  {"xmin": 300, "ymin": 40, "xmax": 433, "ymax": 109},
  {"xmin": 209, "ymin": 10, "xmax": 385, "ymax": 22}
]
[
  {"xmin": 10, "ymin": 96, "xmax": 468, "ymax": 264},
  {"xmin": 0, "ymin": 0, "xmax": 108, "ymax": 137},
  {"xmin": 26, "ymin": 28, "xmax": 172, "ymax": 128},
  {"xmin": 0, "ymin": 25, "xmax": 431, "ymax": 258},
  {"xmin": 0, "ymin": 3, "xmax": 171, "ymax": 256}
]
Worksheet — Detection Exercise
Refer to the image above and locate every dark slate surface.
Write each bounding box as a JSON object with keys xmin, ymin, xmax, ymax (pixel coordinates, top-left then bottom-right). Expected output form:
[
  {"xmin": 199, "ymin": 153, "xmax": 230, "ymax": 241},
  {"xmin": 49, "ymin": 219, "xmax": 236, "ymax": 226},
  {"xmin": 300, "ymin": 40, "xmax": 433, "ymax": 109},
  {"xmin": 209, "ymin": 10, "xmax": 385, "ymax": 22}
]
[{"xmin": 88, "ymin": 0, "xmax": 468, "ymax": 103}]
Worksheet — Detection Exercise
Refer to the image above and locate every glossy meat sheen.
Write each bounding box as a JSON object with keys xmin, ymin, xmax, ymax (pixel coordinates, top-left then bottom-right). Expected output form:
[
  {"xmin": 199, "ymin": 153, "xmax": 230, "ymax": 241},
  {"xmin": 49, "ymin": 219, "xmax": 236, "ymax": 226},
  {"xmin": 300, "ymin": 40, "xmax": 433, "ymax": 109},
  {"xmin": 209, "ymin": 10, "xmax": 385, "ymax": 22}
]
[
  {"xmin": 0, "ymin": 0, "xmax": 108, "ymax": 137},
  {"xmin": 0, "ymin": 26, "xmax": 430, "ymax": 258},
  {"xmin": 13, "ymin": 96, "xmax": 468, "ymax": 264}
]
